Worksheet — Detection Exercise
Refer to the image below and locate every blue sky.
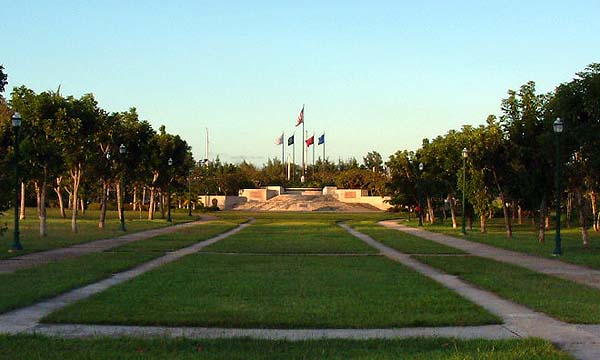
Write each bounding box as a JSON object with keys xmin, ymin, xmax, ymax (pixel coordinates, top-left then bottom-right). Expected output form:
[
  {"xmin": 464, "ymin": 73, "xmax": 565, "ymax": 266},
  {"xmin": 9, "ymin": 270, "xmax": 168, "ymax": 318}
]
[{"xmin": 2, "ymin": 1, "xmax": 599, "ymax": 165}]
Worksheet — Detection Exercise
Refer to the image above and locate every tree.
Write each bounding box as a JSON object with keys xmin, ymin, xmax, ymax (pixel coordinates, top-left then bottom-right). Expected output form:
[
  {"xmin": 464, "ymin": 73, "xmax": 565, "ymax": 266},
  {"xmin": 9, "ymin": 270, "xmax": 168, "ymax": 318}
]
[
  {"xmin": 10, "ymin": 87, "xmax": 66, "ymax": 236},
  {"xmin": 363, "ymin": 151, "xmax": 383, "ymax": 172},
  {"xmin": 386, "ymin": 150, "xmax": 417, "ymax": 209},
  {"xmin": 59, "ymin": 94, "xmax": 102, "ymax": 232},
  {"xmin": 501, "ymin": 82, "xmax": 553, "ymax": 242},
  {"xmin": 554, "ymin": 63, "xmax": 600, "ymax": 245},
  {"xmin": 0, "ymin": 65, "xmax": 7, "ymax": 94}
]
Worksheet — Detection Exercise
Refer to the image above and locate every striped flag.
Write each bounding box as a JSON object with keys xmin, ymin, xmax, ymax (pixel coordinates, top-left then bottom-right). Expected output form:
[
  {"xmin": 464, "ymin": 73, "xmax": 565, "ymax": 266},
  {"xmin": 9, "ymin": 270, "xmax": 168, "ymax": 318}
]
[
  {"xmin": 275, "ymin": 133, "xmax": 283, "ymax": 145},
  {"xmin": 295, "ymin": 106, "xmax": 304, "ymax": 127}
]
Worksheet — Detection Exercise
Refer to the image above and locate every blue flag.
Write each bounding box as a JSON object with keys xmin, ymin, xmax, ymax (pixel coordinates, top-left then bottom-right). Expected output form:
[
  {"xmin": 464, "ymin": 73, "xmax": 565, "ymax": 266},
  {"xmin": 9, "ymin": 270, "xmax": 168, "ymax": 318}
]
[{"xmin": 318, "ymin": 134, "xmax": 325, "ymax": 145}]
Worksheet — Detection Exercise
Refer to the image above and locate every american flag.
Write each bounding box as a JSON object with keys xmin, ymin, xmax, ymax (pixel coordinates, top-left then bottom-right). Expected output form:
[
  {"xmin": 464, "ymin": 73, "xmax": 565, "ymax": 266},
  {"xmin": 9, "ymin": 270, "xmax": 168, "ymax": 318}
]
[{"xmin": 296, "ymin": 106, "xmax": 304, "ymax": 127}]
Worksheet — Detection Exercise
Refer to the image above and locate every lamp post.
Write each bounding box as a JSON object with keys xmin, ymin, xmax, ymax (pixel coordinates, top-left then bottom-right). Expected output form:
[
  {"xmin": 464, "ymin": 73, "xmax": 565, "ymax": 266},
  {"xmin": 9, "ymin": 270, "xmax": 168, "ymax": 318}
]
[
  {"xmin": 553, "ymin": 118, "xmax": 563, "ymax": 255},
  {"xmin": 118, "ymin": 144, "xmax": 127, "ymax": 232},
  {"xmin": 11, "ymin": 112, "xmax": 23, "ymax": 251},
  {"xmin": 167, "ymin": 157, "xmax": 173, "ymax": 223},
  {"xmin": 461, "ymin": 148, "xmax": 468, "ymax": 235},
  {"xmin": 418, "ymin": 162, "xmax": 424, "ymax": 226}
]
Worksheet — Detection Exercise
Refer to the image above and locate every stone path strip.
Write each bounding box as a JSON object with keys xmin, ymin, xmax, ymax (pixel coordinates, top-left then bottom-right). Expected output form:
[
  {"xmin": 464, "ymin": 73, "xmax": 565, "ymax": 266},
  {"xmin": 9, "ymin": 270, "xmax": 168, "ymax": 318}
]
[
  {"xmin": 0, "ymin": 217, "xmax": 216, "ymax": 273},
  {"xmin": 0, "ymin": 219, "xmax": 254, "ymax": 334},
  {"xmin": 32, "ymin": 323, "xmax": 515, "ymax": 341},
  {"xmin": 379, "ymin": 220, "xmax": 600, "ymax": 290},
  {"xmin": 339, "ymin": 223, "xmax": 600, "ymax": 360}
]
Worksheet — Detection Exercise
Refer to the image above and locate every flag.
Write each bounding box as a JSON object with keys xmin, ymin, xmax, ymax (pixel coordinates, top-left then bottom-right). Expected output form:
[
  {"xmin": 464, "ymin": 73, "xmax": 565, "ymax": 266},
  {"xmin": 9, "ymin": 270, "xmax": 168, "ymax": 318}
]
[
  {"xmin": 305, "ymin": 135, "xmax": 314, "ymax": 147},
  {"xmin": 295, "ymin": 106, "xmax": 304, "ymax": 127},
  {"xmin": 275, "ymin": 133, "xmax": 283, "ymax": 145},
  {"xmin": 318, "ymin": 134, "xmax": 325, "ymax": 145},
  {"xmin": 288, "ymin": 134, "xmax": 294, "ymax": 146}
]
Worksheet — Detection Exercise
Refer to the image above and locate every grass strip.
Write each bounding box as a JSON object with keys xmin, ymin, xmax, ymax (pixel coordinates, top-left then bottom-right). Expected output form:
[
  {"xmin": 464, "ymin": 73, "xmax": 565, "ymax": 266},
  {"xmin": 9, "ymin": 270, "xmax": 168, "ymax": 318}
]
[
  {"xmin": 406, "ymin": 218, "xmax": 600, "ymax": 270},
  {"xmin": 349, "ymin": 220, "xmax": 465, "ymax": 254},
  {"xmin": 0, "ymin": 335, "xmax": 572, "ymax": 359},
  {"xmin": 45, "ymin": 254, "xmax": 499, "ymax": 328},
  {"xmin": 0, "ymin": 220, "xmax": 242, "ymax": 314},
  {"xmin": 203, "ymin": 218, "xmax": 376, "ymax": 254},
  {"xmin": 416, "ymin": 255, "xmax": 600, "ymax": 324},
  {"xmin": 0, "ymin": 208, "xmax": 203, "ymax": 259}
]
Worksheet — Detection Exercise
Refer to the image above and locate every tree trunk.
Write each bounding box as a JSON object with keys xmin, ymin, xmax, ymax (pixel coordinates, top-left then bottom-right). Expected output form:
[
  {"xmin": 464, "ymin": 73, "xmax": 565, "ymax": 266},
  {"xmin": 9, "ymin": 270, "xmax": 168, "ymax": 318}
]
[
  {"xmin": 479, "ymin": 214, "xmax": 487, "ymax": 233},
  {"xmin": 538, "ymin": 197, "xmax": 546, "ymax": 244},
  {"xmin": 566, "ymin": 192, "xmax": 573, "ymax": 228},
  {"xmin": 39, "ymin": 175, "xmax": 47, "ymax": 237},
  {"xmin": 500, "ymin": 192, "xmax": 512, "ymax": 239},
  {"xmin": 142, "ymin": 186, "xmax": 147, "ymax": 209},
  {"xmin": 545, "ymin": 212, "xmax": 551, "ymax": 229},
  {"xmin": 19, "ymin": 182, "xmax": 26, "ymax": 220},
  {"xmin": 511, "ymin": 201, "xmax": 517, "ymax": 222},
  {"xmin": 132, "ymin": 186, "xmax": 138, "ymax": 211},
  {"xmin": 99, "ymin": 180, "xmax": 108, "ymax": 229},
  {"xmin": 448, "ymin": 193, "xmax": 458, "ymax": 229},
  {"xmin": 426, "ymin": 196, "xmax": 435, "ymax": 224},
  {"xmin": 34, "ymin": 182, "xmax": 41, "ymax": 217},
  {"xmin": 576, "ymin": 188, "xmax": 589, "ymax": 247},
  {"xmin": 148, "ymin": 187, "xmax": 155, "ymax": 220},
  {"xmin": 591, "ymin": 190, "xmax": 598, "ymax": 232},
  {"xmin": 70, "ymin": 164, "xmax": 82, "ymax": 233},
  {"xmin": 54, "ymin": 177, "xmax": 66, "ymax": 218},
  {"xmin": 518, "ymin": 205, "xmax": 523, "ymax": 225},
  {"xmin": 467, "ymin": 209, "xmax": 473, "ymax": 230},
  {"xmin": 160, "ymin": 191, "xmax": 165, "ymax": 219}
]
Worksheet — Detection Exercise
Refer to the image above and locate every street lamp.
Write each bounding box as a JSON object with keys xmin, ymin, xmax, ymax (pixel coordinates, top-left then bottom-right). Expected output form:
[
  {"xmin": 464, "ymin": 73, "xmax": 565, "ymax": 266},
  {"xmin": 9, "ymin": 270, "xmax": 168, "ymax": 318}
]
[
  {"xmin": 418, "ymin": 162, "xmax": 424, "ymax": 226},
  {"xmin": 167, "ymin": 157, "xmax": 173, "ymax": 223},
  {"xmin": 553, "ymin": 118, "xmax": 563, "ymax": 255},
  {"xmin": 118, "ymin": 144, "xmax": 127, "ymax": 232},
  {"xmin": 461, "ymin": 148, "xmax": 468, "ymax": 235},
  {"xmin": 11, "ymin": 112, "xmax": 23, "ymax": 251}
]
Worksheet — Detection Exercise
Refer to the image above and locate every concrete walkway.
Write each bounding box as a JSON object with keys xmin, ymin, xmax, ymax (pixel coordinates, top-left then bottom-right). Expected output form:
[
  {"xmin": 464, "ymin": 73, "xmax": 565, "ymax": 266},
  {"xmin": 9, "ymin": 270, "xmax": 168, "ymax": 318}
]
[
  {"xmin": 0, "ymin": 217, "xmax": 216, "ymax": 273},
  {"xmin": 0, "ymin": 219, "xmax": 254, "ymax": 334},
  {"xmin": 339, "ymin": 223, "xmax": 600, "ymax": 360},
  {"xmin": 379, "ymin": 220, "xmax": 600, "ymax": 290}
]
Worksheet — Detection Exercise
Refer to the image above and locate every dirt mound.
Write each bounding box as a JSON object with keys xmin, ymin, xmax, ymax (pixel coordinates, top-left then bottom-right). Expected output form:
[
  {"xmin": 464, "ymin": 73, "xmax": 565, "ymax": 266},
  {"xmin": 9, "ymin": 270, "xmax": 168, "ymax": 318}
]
[{"xmin": 232, "ymin": 194, "xmax": 380, "ymax": 212}]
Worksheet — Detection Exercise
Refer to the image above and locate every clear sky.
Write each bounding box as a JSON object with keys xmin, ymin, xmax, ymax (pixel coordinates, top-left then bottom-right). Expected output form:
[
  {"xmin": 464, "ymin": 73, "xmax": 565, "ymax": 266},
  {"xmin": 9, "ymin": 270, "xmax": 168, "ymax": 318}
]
[{"xmin": 2, "ymin": 1, "xmax": 599, "ymax": 165}]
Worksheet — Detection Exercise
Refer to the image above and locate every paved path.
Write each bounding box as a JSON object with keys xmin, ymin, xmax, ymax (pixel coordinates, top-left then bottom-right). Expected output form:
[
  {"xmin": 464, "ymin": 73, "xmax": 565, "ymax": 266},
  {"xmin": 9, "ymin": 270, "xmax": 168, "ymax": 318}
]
[
  {"xmin": 379, "ymin": 220, "xmax": 600, "ymax": 290},
  {"xmin": 0, "ymin": 217, "xmax": 216, "ymax": 273},
  {"xmin": 0, "ymin": 219, "xmax": 254, "ymax": 334},
  {"xmin": 340, "ymin": 223, "xmax": 600, "ymax": 360}
]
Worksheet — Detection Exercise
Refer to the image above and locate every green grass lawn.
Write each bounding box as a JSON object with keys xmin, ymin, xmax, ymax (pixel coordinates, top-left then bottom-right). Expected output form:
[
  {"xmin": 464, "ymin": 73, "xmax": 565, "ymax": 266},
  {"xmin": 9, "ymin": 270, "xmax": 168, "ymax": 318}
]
[
  {"xmin": 407, "ymin": 218, "xmax": 600, "ymax": 269},
  {"xmin": 0, "ymin": 220, "xmax": 242, "ymax": 314},
  {"xmin": 203, "ymin": 218, "xmax": 377, "ymax": 254},
  {"xmin": 349, "ymin": 220, "xmax": 466, "ymax": 254},
  {"xmin": 44, "ymin": 254, "xmax": 499, "ymax": 328},
  {"xmin": 0, "ymin": 207, "xmax": 203, "ymax": 259},
  {"xmin": 0, "ymin": 335, "xmax": 572, "ymax": 360},
  {"xmin": 416, "ymin": 255, "xmax": 600, "ymax": 324}
]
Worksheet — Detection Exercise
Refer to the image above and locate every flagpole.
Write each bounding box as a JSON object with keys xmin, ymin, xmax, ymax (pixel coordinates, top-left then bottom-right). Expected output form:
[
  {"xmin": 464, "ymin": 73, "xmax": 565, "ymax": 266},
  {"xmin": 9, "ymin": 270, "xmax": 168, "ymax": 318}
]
[
  {"xmin": 302, "ymin": 104, "xmax": 305, "ymax": 180},
  {"xmin": 312, "ymin": 132, "xmax": 315, "ymax": 177},
  {"xmin": 281, "ymin": 131, "xmax": 285, "ymax": 176},
  {"xmin": 293, "ymin": 139, "xmax": 295, "ymax": 181},
  {"xmin": 323, "ymin": 132, "xmax": 325, "ymax": 161}
]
